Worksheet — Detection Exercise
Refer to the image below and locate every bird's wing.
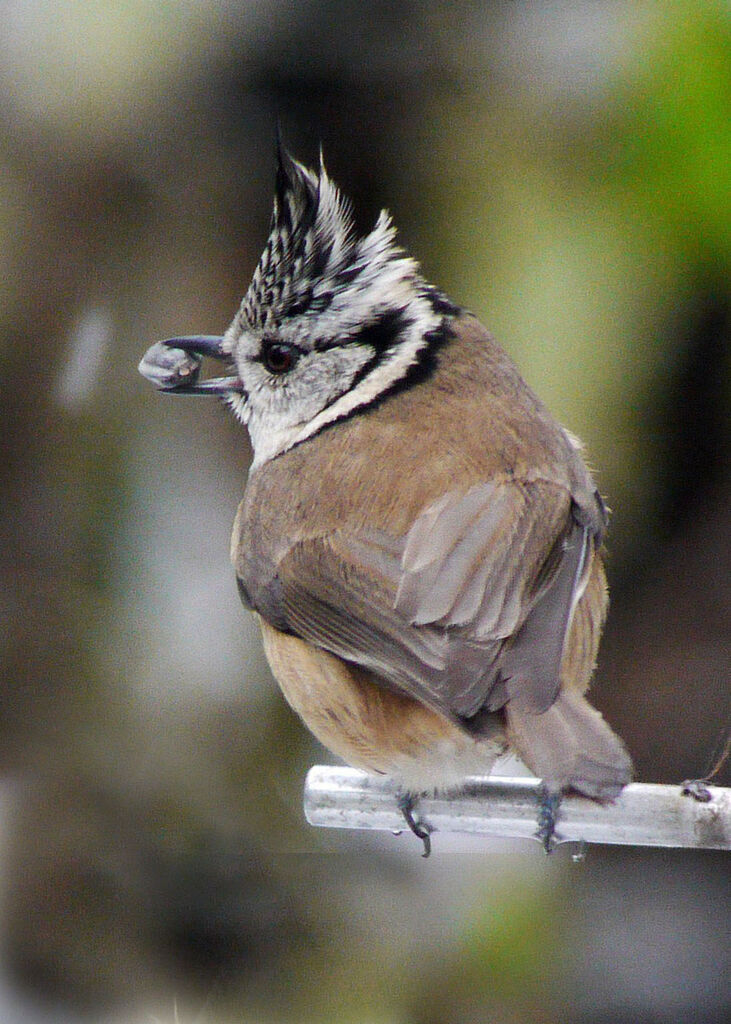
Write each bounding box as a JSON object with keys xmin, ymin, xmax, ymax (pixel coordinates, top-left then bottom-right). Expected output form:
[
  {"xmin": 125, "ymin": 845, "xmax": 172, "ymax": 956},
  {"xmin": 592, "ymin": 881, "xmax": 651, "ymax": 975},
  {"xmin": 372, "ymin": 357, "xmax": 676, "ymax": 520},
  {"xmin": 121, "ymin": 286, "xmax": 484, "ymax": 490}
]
[{"xmin": 265, "ymin": 479, "xmax": 596, "ymax": 723}]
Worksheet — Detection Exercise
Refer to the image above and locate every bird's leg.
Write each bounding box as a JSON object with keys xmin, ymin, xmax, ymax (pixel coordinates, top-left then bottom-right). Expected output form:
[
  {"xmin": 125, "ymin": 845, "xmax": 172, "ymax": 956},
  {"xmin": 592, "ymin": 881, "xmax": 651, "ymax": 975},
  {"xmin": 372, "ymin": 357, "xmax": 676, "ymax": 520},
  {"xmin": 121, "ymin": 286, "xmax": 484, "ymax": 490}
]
[
  {"xmin": 536, "ymin": 785, "xmax": 562, "ymax": 853},
  {"xmin": 396, "ymin": 792, "xmax": 433, "ymax": 858}
]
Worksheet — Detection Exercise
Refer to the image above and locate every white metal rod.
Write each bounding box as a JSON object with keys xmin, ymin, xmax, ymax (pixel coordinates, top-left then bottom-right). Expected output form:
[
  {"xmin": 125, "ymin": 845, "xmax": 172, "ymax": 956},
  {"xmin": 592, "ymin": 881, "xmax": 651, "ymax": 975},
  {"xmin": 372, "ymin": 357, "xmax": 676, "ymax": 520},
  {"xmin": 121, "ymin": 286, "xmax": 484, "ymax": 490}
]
[{"xmin": 304, "ymin": 766, "xmax": 731, "ymax": 850}]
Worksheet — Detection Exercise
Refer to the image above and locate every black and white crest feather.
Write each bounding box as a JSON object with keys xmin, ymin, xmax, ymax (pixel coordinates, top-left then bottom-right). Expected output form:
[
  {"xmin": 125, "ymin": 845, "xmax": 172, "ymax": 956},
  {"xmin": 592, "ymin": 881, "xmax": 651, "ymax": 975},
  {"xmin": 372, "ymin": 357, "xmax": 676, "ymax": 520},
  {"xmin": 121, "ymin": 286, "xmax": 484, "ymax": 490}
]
[
  {"xmin": 241, "ymin": 147, "xmax": 357, "ymax": 330},
  {"xmin": 238, "ymin": 145, "xmax": 453, "ymax": 335}
]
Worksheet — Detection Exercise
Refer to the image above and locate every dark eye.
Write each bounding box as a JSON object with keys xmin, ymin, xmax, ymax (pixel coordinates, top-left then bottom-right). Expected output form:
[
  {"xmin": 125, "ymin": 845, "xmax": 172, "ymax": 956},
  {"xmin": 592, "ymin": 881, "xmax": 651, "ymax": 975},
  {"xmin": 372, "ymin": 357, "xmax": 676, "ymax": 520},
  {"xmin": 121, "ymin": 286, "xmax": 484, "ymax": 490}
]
[{"xmin": 262, "ymin": 340, "xmax": 299, "ymax": 375}]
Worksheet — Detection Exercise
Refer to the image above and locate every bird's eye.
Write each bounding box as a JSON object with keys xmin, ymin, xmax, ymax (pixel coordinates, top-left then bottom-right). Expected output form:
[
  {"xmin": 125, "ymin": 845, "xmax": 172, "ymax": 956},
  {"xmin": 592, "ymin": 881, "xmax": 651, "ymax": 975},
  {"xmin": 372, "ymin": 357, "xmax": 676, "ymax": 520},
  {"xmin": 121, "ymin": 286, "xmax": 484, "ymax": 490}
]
[{"xmin": 262, "ymin": 340, "xmax": 299, "ymax": 375}]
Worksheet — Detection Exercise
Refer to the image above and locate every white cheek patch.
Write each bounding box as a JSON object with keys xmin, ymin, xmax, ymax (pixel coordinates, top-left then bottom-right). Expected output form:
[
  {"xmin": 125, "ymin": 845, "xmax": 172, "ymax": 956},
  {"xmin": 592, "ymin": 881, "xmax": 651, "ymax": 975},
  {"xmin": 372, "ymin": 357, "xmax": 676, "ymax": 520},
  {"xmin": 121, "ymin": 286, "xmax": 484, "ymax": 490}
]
[
  {"xmin": 245, "ymin": 296, "xmax": 442, "ymax": 468},
  {"xmin": 244, "ymin": 345, "xmax": 372, "ymax": 466},
  {"xmin": 290, "ymin": 346, "xmax": 374, "ymax": 414}
]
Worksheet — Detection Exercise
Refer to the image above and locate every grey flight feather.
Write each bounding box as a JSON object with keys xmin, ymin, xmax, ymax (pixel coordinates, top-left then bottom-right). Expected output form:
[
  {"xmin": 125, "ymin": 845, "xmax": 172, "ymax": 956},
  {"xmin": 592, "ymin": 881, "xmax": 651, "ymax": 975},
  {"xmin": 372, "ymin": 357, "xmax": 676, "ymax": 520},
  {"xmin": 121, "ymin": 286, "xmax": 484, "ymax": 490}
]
[
  {"xmin": 256, "ymin": 479, "xmax": 595, "ymax": 726},
  {"xmin": 505, "ymin": 687, "xmax": 633, "ymax": 799}
]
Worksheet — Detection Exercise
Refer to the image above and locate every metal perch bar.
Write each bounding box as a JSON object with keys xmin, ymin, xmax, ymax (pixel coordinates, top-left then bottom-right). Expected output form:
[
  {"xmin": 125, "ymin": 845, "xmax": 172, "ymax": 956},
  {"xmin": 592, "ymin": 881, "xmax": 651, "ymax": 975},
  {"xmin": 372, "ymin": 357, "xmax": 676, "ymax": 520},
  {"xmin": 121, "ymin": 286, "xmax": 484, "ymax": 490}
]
[{"xmin": 304, "ymin": 766, "xmax": 731, "ymax": 851}]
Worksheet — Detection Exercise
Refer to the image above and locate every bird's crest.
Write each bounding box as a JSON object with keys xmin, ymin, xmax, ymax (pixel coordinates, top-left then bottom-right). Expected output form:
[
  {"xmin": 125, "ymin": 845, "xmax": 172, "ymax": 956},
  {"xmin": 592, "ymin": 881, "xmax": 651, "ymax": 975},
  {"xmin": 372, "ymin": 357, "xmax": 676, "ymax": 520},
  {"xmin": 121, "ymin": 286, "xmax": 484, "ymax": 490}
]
[{"xmin": 240, "ymin": 144, "xmax": 406, "ymax": 333}]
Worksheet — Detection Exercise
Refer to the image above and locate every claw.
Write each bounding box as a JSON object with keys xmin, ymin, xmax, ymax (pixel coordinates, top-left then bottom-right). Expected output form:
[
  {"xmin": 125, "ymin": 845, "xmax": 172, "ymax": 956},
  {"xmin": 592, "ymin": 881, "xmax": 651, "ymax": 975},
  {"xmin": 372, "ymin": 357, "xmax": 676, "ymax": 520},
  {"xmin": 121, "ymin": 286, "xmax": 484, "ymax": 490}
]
[
  {"xmin": 536, "ymin": 786, "xmax": 562, "ymax": 854},
  {"xmin": 396, "ymin": 792, "xmax": 433, "ymax": 858}
]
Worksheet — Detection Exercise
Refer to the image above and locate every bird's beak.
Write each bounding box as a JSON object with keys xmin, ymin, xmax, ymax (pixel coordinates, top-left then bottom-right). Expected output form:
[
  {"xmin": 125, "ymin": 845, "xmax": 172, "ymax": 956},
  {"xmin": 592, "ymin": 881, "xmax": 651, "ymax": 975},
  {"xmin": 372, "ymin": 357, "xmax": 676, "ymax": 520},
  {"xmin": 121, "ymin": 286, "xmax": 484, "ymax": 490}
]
[{"xmin": 138, "ymin": 336, "xmax": 244, "ymax": 396}]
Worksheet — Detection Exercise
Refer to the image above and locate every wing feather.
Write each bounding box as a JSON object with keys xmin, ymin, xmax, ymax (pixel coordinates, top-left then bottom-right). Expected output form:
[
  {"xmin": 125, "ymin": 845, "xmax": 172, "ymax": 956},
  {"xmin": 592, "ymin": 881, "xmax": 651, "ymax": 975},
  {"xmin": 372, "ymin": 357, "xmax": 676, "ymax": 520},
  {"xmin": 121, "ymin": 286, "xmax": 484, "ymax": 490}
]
[{"xmin": 265, "ymin": 479, "xmax": 595, "ymax": 724}]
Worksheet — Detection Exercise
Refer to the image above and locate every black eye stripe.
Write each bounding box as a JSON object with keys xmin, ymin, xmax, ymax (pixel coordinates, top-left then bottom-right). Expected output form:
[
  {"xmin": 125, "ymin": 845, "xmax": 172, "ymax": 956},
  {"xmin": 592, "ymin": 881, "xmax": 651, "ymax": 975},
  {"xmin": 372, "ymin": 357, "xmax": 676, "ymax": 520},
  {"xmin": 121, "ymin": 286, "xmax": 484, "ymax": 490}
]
[{"xmin": 312, "ymin": 307, "xmax": 411, "ymax": 355}]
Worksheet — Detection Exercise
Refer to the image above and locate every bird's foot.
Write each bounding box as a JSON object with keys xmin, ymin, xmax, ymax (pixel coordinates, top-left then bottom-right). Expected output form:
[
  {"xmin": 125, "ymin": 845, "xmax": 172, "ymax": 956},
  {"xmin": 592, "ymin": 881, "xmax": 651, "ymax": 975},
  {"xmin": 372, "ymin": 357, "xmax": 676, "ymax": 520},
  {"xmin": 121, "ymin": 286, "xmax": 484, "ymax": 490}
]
[
  {"xmin": 536, "ymin": 786, "xmax": 562, "ymax": 854},
  {"xmin": 396, "ymin": 792, "xmax": 433, "ymax": 858}
]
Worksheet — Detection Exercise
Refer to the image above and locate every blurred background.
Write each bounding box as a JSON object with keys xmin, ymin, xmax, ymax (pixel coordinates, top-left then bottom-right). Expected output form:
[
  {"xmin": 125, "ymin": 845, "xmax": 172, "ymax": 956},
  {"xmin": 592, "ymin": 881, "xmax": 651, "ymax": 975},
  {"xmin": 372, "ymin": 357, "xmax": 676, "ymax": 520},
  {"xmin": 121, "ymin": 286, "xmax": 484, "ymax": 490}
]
[{"xmin": 0, "ymin": 1, "xmax": 729, "ymax": 1022}]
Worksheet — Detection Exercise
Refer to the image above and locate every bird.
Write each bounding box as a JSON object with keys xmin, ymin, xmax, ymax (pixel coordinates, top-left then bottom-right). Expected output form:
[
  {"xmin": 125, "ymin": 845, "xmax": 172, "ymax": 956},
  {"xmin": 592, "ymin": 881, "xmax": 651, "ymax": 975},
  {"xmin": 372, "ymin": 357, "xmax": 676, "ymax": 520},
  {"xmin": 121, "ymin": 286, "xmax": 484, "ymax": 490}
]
[{"xmin": 139, "ymin": 143, "xmax": 632, "ymax": 854}]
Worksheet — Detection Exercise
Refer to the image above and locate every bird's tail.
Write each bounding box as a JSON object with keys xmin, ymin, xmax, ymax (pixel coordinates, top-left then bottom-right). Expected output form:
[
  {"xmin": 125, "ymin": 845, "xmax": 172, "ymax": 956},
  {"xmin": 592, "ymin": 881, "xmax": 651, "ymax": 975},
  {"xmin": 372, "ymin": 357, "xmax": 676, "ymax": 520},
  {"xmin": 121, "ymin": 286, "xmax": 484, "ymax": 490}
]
[{"xmin": 505, "ymin": 687, "xmax": 632, "ymax": 800}]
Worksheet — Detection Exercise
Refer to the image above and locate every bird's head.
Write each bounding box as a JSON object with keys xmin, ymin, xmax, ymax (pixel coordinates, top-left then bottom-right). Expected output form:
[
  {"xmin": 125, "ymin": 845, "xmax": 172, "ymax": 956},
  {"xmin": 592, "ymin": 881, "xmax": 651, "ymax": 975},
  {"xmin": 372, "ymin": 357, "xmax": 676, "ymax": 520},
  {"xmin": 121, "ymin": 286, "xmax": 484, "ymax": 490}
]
[{"xmin": 139, "ymin": 144, "xmax": 456, "ymax": 466}]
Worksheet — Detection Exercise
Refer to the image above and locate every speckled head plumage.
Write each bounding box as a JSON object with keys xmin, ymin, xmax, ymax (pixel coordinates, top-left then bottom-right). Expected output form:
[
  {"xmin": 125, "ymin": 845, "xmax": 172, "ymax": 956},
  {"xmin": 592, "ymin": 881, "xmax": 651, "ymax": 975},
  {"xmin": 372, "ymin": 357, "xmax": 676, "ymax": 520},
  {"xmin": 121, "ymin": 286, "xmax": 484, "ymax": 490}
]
[
  {"xmin": 239, "ymin": 147, "xmax": 358, "ymax": 331},
  {"xmin": 238, "ymin": 145, "xmax": 426, "ymax": 332}
]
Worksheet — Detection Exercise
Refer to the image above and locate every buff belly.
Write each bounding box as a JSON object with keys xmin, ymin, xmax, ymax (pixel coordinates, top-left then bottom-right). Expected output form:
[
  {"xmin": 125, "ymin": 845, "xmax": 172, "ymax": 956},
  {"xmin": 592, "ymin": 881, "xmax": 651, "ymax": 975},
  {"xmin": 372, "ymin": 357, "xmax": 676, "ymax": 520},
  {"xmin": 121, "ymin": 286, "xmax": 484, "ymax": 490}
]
[{"xmin": 257, "ymin": 617, "xmax": 505, "ymax": 793}]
